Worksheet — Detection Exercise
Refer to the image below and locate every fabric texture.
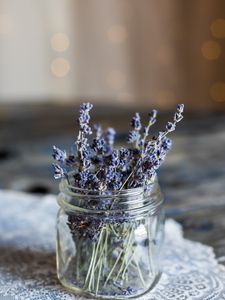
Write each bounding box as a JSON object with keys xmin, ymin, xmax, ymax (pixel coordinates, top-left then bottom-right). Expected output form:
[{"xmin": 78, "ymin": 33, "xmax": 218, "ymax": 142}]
[{"xmin": 0, "ymin": 190, "xmax": 225, "ymax": 300}]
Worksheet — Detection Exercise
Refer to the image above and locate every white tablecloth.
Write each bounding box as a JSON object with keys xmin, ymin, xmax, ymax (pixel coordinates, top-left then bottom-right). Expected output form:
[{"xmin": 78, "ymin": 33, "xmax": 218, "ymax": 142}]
[{"xmin": 0, "ymin": 190, "xmax": 225, "ymax": 300}]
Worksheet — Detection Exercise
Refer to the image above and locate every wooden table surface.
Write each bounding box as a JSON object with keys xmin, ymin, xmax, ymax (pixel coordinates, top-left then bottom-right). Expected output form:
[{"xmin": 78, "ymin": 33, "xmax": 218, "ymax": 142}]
[{"xmin": 0, "ymin": 103, "xmax": 225, "ymax": 264}]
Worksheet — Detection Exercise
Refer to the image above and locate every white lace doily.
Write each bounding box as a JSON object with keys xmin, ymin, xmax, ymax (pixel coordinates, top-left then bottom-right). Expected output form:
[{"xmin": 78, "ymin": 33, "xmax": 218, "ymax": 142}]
[{"xmin": 0, "ymin": 190, "xmax": 225, "ymax": 300}]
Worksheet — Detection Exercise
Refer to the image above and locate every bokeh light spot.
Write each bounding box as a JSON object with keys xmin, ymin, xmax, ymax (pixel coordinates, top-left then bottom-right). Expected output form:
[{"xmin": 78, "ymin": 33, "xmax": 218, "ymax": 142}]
[
  {"xmin": 210, "ymin": 19, "xmax": 225, "ymax": 39},
  {"xmin": 51, "ymin": 58, "xmax": 70, "ymax": 78},
  {"xmin": 50, "ymin": 33, "xmax": 70, "ymax": 52},
  {"xmin": 107, "ymin": 25, "xmax": 127, "ymax": 44},
  {"xmin": 210, "ymin": 82, "xmax": 225, "ymax": 102},
  {"xmin": 201, "ymin": 40, "xmax": 221, "ymax": 60}
]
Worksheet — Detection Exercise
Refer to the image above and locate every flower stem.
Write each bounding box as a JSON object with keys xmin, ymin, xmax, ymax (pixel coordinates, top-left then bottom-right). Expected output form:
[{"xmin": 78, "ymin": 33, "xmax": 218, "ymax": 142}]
[
  {"xmin": 88, "ymin": 229, "xmax": 104, "ymax": 290},
  {"xmin": 104, "ymin": 250, "xmax": 124, "ymax": 287}
]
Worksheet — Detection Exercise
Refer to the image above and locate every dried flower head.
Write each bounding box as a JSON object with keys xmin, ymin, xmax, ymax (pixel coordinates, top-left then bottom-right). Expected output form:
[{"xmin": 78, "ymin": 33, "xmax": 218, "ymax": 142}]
[{"xmin": 52, "ymin": 102, "xmax": 184, "ymax": 192}]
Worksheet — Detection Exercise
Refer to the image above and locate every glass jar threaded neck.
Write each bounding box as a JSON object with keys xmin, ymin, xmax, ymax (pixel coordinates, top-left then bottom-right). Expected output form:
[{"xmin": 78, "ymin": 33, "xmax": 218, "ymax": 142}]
[{"xmin": 57, "ymin": 177, "xmax": 163, "ymax": 218}]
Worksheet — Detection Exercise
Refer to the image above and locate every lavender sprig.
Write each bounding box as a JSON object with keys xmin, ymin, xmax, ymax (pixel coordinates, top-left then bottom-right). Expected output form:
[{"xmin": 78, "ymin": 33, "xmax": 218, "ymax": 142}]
[
  {"xmin": 52, "ymin": 102, "xmax": 184, "ymax": 192},
  {"xmin": 141, "ymin": 109, "xmax": 157, "ymax": 148},
  {"xmin": 52, "ymin": 145, "xmax": 67, "ymax": 163},
  {"xmin": 105, "ymin": 127, "xmax": 116, "ymax": 148},
  {"xmin": 52, "ymin": 163, "xmax": 68, "ymax": 180},
  {"xmin": 76, "ymin": 103, "xmax": 93, "ymax": 172},
  {"xmin": 52, "ymin": 103, "xmax": 184, "ymax": 297},
  {"xmin": 128, "ymin": 113, "xmax": 142, "ymax": 148}
]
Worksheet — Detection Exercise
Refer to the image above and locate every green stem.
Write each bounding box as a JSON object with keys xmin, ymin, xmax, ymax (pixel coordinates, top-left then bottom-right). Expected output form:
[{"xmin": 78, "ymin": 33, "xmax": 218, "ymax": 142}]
[
  {"xmin": 121, "ymin": 250, "xmax": 135, "ymax": 280},
  {"xmin": 84, "ymin": 243, "xmax": 96, "ymax": 287},
  {"xmin": 76, "ymin": 238, "xmax": 81, "ymax": 281},
  {"xmin": 148, "ymin": 218, "xmax": 155, "ymax": 276},
  {"xmin": 104, "ymin": 250, "xmax": 124, "ymax": 287},
  {"xmin": 95, "ymin": 254, "xmax": 103, "ymax": 296},
  {"xmin": 114, "ymin": 226, "xmax": 134, "ymax": 281},
  {"xmin": 109, "ymin": 224, "xmax": 119, "ymax": 237},
  {"xmin": 88, "ymin": 229, "xmax": 104, "ymax": 291},
  {"xmin": 94, "ymin": 228, "xmax": 108, "ymax": 272},
  {"xmin": 131, "ymin": 259, "xmax": 146, "ymax": 287}
]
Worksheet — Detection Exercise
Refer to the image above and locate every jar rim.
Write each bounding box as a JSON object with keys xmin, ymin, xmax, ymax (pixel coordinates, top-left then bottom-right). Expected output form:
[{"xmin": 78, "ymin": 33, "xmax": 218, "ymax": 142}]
[
  {"xmin": 59, "ymin": 179, "xmax": 151, "ymax": 198},
  {"xmin": 57, "ymin": 176, "xmax": 163, "ymax": 217}
]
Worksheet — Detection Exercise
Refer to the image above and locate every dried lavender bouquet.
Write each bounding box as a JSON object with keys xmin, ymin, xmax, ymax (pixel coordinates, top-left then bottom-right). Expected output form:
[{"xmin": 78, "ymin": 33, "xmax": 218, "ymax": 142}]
[{"xmin": 53, "ymin": 103, "xmax": 184, "ymax": 298}]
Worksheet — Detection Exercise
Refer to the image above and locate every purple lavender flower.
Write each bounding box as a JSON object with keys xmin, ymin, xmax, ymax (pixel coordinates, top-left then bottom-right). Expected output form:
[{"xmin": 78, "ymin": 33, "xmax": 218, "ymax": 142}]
[
  {"xmin": 166, "ymin": 104, "xmax": 184, "ymax": 133},
  {"xmin": 148, "ymin": 109, "xmax": 157, "ymax": 124},
  {"xmin": 177, "ymin": 103, "xmax": 184, "ymax": 113},
  {"xmin": 166, "ymin": 121, "xmax": 176, "ymax": 132},
  {"xmin": 67, "ymin": 215, "xmax": 104, "ymax": 241},
  {"xmin": 105, "ymin": 166, "xmax": 115, "ymax": 184},
  {"xmin": 118, "ymin": 147, "xmax": 130, "ymax": 171},
  {"xmin": 94, "ymin": 123, "xmax": 102, "ymax": 138},
  {"xmin": 113, "ymin": 282, "xmax": 135, "ymax": 296},
  {"xmin": 52, "ymin": 146, "xmax": 67, "ymax": 163},
  {"xmin": 122, "ymin": 286, "xmax": 135, "ymax": 296},
  {"xmin": 162, "ymin": 137, "xmax": 172, "ymax": 151},
  {"xmin": 92, "ymin": 137, "xmax": 106, "ymax": 153},
  {"xmin": 52, "ymin": 102, "xmax": 184, "ymax": 193},
  {"xmin": 52, "ymin": 163, "xmax": 67, "ymax": 180},
  {"xmin": 128, "ymin": 113, "xmax": 142, "ymax": 146},
  {"xmin": 127, "ymin": 131, "xmax": 140, "ymax": 144},
  {"xmin": 131, "ymin": 113, "xmax": 141, "ymax": 130},
  {"xmin": 76, "ymin": 103, "xmax": 93, "ymax": 172},
  {"xmin": 109, "ymin": 150, "xmax": 120, "ymax": 168},
  {"xmin": 141, "ymin": 109, "xmax": 158, "ymax": 148},
  {"xmin": 105, "ymin": 127, "xmax": 116, "ymax": 146},
  {"xmin": 78, "ymin": 102, "xmax": 93, "ymax": 135}
]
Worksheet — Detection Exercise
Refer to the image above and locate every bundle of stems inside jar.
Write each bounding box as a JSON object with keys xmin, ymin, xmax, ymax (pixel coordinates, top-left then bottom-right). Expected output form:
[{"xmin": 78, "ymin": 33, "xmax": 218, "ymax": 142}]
[{"xmin": 53, "ymin": 103, "xmax": 184, "ymax": 296}]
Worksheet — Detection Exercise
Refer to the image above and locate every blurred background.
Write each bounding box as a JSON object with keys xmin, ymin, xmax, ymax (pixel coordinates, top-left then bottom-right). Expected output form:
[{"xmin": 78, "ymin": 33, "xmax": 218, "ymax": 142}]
[
  {"xmin": 0, "ymin": 0, "xmax": 225, "ymax": 258},
  {"xmin": 1, "ymin": 0, "xmax": 225, "ymax": 106}
]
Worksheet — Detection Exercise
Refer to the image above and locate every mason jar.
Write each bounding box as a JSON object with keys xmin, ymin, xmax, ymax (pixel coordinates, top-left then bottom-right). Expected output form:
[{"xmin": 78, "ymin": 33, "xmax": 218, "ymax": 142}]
[{"xmin": 56, "ymin": 177, "xmax": 165, "ymax": 299}]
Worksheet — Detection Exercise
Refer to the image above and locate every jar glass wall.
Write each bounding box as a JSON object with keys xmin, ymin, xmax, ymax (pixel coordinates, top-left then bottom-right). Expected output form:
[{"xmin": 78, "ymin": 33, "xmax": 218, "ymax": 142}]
[{"xmin": 56, "ymin": 178, "xmax": 164, "ymax": 299}]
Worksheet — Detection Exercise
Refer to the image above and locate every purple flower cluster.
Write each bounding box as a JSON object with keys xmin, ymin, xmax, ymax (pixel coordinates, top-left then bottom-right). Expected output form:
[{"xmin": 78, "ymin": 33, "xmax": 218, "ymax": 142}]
[
  {"xmin": 52, "ymin": 102, "xmax": 184, "ymax": 191},
  {"xmin": 113, "ymin": 281, "xmax": 136, "ymax": 296},
  {"xmin": 67, "ymin": 214, "xmax": 104, "ymax": 241},
  {"xmin": 52, "ymin": 102, "xmax": 184, "ymax": 239}
]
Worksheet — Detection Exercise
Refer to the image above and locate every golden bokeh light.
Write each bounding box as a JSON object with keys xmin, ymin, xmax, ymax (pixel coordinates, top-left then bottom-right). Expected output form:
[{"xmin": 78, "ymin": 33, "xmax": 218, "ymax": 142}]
[
  {"xmin": 201, "ymin": 40, "xmax": 221, "ymax": 60},
  {"xmin": 0, "ymin": 14, "xmax": 14, "ymax": 35},
  {"xmin": 50, "ymin": 33, "xmax": 70, "ymax": 52},
  {"xmin": 107, "ymin": 25, "xmax": 127, "ymax": 44},
  {"xmin": 107, "ymin": 70, "xmax": 126, "ymax": 90},
  {"xmin": 210, "ymin": 19, "xmax": 225, "ymax": 39},
  {"xmin": 210, "ymin": 82, "xmax": 225, "ymax": 102},
  {"xmin": 51, "ymin": 58, "xmax": 70, "ymax": 78}
]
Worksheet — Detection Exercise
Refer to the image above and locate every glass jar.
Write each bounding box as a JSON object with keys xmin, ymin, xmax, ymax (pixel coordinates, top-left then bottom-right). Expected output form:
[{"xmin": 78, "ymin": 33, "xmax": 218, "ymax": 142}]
[{"xmin": 56, "ymin": 178, "xmax": 164, "ymax": 299}]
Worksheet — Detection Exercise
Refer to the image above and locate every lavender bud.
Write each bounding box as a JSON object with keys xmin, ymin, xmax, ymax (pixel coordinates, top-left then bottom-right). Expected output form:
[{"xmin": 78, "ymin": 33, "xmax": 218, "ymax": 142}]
[
  {"xmin": 78, "ymin": 102, "xmax": 93, "ymax": 135},
  {"xmin": 94, "ymin": 123, "xmax": 102, "ymax": 138},
  {"xmin": 162, "ymin": 138, "xmax": 172, "ymax": 150},
  {"xmin": 166, "ymin": 122, "xmax": 176, "ymax": 132},
  {"xmin": 177, "ymin": 103, "xmax": 184, "ymax": 113},
  {"xmin": 80, "ymin": 102, "xmax": 93, "ymax": 111},
  {"xmin": 123, "ymin": 287, "xmax": 134, "ymax": 296},
  {"xmin": 148, "ymin": 109, "xmax": 157, "ymax": 124},
  {"xmin": 52, "ymin": 146, "xmax": 67, "ymax": 163},
  {"xmin": 52, "ymin": 163, "xmax": 67, "ymax": 179},
  {"xmin": 131, "ymin": 112, "xmax": 141, "ymax": 130},
  {"xmin": 109, "ymin": 150, "xmax": 120, "ymax": 167},
  {"xmin": 127, "ymin": 131, "xmax": 140, "ymax": 143},
  {"xmin": 105, "ymin": 127, "xmax": 116, "ymax": 146},
  {"xmin": 92, "ymin": 137, "xmax": 106, "ymax": 153}
]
